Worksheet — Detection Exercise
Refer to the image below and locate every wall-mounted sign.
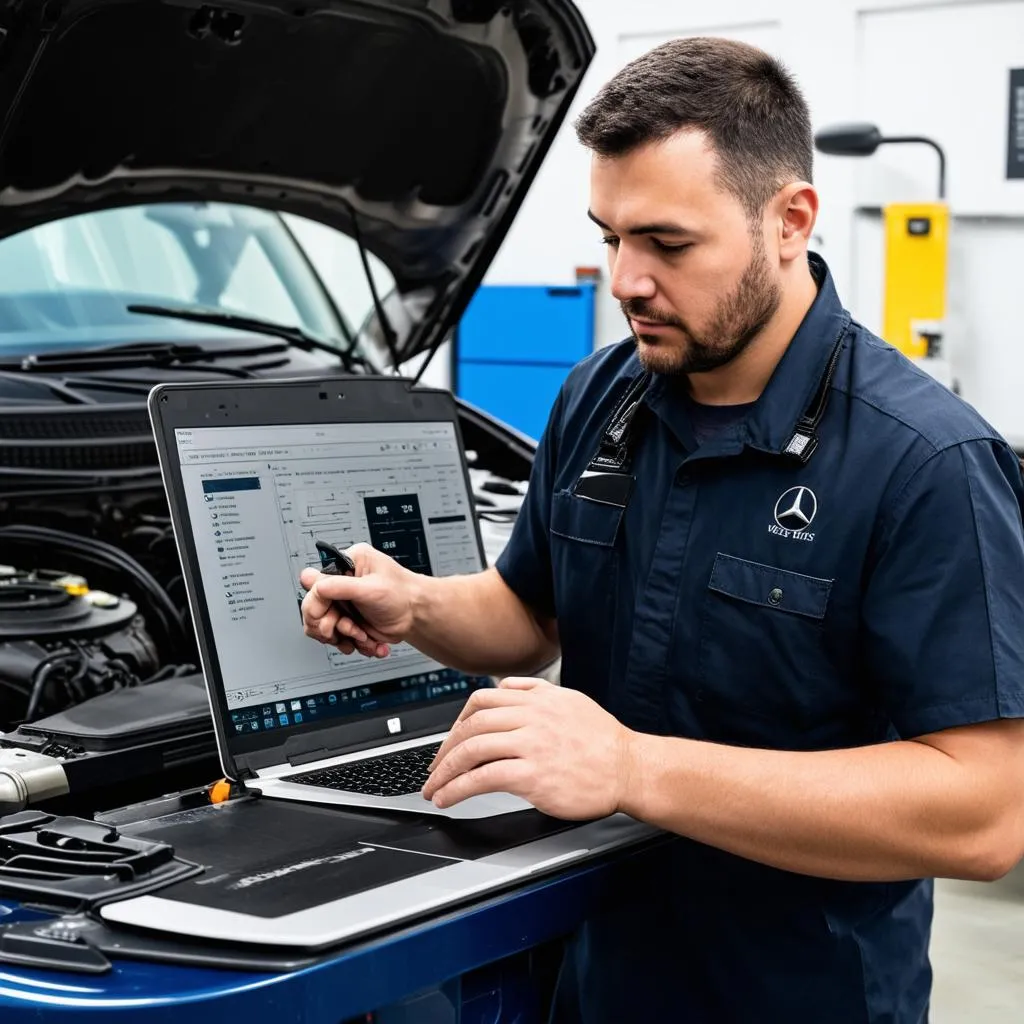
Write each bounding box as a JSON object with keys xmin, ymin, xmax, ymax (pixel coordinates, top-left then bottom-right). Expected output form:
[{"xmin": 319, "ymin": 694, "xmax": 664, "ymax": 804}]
[{"xmin": 1009, "ymin": 68, "xmax": 1024, "ymax": 180}]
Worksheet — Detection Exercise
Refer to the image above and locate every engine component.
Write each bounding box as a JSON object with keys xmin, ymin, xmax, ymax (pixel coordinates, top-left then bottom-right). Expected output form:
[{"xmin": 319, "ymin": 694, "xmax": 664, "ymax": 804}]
[
  {"xmin": 0, "ymin": 524, "xmax": 192, "ymax": 661},
  {"xmin": 0, "ymin": 749, "xmax": 69, "ymax": 815},
  {"xmin": 0, "ymin": 672, "xmax": 220, "ymax": 817},
  {"xmin": 0, "ymin": 569, "xmax": 141, "ymax": 642},
  {"xmin": 0, "ymin": 568, "xmax": 159, "ymax": 729}
]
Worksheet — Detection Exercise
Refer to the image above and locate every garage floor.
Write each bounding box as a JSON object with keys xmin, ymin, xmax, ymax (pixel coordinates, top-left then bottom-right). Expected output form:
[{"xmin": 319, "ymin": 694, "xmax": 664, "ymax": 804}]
[{"xmin": 931, "ymin": 862, "xmax": 1024, "ymax": 1020}]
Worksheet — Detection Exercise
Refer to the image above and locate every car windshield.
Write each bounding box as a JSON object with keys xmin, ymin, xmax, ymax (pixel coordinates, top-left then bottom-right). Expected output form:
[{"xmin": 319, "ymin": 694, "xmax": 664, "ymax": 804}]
[{"xmin": 0, "ymin": 201, "xmax": 394, "ymax": 362}]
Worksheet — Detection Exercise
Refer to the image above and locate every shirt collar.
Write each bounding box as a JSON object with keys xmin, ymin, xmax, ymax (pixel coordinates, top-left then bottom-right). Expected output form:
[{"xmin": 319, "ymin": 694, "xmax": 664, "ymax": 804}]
[{"xmin": 642, "ymin": 252, "xmax": 850, "ymax": 459}]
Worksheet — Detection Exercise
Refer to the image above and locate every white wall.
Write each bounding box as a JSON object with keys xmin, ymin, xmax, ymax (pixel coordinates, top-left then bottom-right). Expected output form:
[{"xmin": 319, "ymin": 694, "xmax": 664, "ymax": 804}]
[{"xmin": 485, "ymin": 0, "xmax": 1024, "ymax": 445}]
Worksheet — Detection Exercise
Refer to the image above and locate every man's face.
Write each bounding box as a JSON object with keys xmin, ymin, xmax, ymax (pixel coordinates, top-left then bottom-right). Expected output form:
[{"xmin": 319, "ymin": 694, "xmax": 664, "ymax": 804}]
[{"xmin": 589, "ymin": 130, "xmax": 782, "ymax": 377}]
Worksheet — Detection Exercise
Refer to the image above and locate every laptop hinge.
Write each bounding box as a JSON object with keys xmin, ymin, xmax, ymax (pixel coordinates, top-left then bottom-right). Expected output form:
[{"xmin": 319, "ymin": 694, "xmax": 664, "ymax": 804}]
[{"xmin": 229, "ymin": 757, "xmax": 259, "ymax": 782}]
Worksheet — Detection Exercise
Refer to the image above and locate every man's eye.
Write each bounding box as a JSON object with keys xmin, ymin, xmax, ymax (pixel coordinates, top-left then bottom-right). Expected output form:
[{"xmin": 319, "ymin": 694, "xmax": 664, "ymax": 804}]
[
  {"xmin": 653, "ymin": 240, "xmax": 691, "ymax": 254},
  {"xmin": 600, "ymin": 236, "xmax": 620, "ymax": 248}
]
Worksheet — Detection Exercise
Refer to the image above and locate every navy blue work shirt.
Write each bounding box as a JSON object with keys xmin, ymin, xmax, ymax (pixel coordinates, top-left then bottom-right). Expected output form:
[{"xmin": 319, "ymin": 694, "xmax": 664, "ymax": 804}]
[{"xmin": 495, "ymin": 254, "xmax": 1024, "ymax": 1023}]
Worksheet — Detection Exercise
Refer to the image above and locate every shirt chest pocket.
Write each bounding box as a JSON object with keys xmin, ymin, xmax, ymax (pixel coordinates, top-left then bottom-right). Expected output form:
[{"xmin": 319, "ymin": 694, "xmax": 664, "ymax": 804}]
[
  {"xmin": 696, "ymin": 553, "xmax": 841, "ymax": 745},
  {"xmin": 549, "ymin": 490, "xmax": 623, "ymax": 702}
]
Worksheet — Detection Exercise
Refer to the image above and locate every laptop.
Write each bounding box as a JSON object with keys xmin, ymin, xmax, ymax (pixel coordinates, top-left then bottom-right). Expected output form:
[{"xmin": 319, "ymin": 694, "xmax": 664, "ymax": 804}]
[{"xmin": 147, "ymin": 375, "xmax": 547, "ymax": 820}]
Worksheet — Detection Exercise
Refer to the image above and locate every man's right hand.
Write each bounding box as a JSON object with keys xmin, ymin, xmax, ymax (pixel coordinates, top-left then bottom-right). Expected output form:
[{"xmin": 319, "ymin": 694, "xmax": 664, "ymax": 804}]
[{"xmin": 299, "ymin": 543, "xmax": 416, "ymax": 659}]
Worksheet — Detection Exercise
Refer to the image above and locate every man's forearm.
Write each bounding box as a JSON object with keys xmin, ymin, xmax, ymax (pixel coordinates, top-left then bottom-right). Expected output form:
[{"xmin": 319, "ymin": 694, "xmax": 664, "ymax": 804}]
[
  {"xmin": 620, "ymin": 725, "xmax": 1024, "ymax": 883},
  {"xmin": 406, "ymin": 567, "xmax": 558, "ymax": 678}
]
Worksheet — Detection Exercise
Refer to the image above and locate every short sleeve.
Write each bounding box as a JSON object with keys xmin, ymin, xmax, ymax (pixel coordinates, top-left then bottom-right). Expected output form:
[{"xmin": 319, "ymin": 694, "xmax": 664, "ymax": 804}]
[
  {"xmin": 863, "ymin": 439, "xmax": 1024, "ymax": 737},
  {"xmin": 493, "ymin": 386, "xmax": 566, "ymax": 620}
]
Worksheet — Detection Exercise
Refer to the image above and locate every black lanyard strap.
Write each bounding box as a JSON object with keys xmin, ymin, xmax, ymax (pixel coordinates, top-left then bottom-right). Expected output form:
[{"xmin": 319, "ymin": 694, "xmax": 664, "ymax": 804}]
[
  {"xmin": 585, "ymin": 370, "xmax": 652, "ymax": 474},
  {"xmin": 782, "ymin": 320, "xmax": 850, "ymax": 464}
]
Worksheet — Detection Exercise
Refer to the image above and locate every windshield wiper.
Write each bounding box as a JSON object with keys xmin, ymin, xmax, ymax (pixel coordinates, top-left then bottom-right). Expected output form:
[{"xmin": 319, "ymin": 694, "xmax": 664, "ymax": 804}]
[
  {"xmin": 0, "ymin": 369, "xmax": 97, "ymax": 404},
  {"xmin": 4, "ymin": 341, "xmax": 274, "ymax": 376},
  {"xmin": 126, "ymin": 305, "xmax": 371, "ymax": 372}
]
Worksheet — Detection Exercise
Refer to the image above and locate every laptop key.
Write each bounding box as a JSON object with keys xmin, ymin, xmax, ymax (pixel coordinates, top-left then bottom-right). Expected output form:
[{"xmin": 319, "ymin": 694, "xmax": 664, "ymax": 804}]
[{"xmin": 283, "ymin": 742, "xmax": 443, "ymax": 797}]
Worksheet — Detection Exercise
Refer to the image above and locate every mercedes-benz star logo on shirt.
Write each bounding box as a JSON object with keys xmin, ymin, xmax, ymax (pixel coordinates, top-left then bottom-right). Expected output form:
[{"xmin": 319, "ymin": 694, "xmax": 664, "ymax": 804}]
[{"xmin": 774, "ymin": 486, "xmax": 818, "ymax": 532}]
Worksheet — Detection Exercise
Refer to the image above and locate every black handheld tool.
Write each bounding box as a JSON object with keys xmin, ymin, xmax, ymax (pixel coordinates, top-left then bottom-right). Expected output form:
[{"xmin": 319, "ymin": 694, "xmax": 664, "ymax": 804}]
[
  {"xmin": 314, "ymin": 540, "xmax": 367, "ymax": 628},
  {"xmin": 315, "ymin": 539, "xmax": 356, "ymax": 576}
]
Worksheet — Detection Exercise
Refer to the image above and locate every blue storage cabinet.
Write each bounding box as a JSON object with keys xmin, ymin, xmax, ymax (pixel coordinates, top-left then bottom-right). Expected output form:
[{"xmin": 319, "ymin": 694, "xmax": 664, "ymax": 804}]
[{"xmin": 454, "ymin": 284, "xmax": 596, "ymax": 441}]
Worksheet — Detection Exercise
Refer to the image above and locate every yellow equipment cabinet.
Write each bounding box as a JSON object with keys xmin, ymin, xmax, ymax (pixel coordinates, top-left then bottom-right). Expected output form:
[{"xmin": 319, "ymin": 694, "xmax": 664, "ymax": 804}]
[{"xmin": 882, "ymin": 201, "xmax": 949, "ymax": 362}]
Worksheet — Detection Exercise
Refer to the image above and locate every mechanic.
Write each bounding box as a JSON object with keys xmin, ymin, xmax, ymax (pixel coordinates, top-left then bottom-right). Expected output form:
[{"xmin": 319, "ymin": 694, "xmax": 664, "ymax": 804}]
[{"xmin": 299, "ymin": 37, "xmax": 1024, "ymax": 1024}]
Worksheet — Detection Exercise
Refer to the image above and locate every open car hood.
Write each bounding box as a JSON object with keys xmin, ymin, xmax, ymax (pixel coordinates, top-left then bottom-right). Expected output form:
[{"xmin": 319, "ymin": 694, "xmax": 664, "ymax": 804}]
[{"xmin": 0, "ymin": 0, "xmax": 594, "ymax": 367}]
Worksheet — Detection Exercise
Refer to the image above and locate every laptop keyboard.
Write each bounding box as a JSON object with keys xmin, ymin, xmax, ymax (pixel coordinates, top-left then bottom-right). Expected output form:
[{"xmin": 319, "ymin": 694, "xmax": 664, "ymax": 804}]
[{"xmin": 282, "ymin": 742, "xmax": 443, "ymax": 798}]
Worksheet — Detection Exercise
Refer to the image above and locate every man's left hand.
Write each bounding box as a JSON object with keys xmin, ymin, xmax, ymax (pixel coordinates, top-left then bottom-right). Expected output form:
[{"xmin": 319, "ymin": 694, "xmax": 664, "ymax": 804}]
[{"xmin": 422, "ymin": 677, "xmax": 635, "ymax": 819}]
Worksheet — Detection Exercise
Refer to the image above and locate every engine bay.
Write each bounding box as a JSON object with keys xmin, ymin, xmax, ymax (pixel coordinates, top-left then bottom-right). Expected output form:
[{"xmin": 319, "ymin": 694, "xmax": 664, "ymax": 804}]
[
  {"xmin": 0, "ymin": 564, "xmax": 173, "ymax": 728},
  {"xmin": 0, "ymin": 507, "xmax": 196, "ymax": 734}
]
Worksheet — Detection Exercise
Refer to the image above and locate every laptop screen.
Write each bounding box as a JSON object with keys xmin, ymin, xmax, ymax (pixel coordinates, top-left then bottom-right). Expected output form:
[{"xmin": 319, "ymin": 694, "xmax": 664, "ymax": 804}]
[{"xmin": 172, "ymin": 419, "xmax": 489, "ymax": 743}]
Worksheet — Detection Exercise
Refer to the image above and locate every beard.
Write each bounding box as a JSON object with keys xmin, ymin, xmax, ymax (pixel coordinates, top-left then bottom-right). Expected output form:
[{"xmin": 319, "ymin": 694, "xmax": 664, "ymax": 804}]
[{"xmin": 622, "ymin": 233, "xmax": 782, "ymax": 377}]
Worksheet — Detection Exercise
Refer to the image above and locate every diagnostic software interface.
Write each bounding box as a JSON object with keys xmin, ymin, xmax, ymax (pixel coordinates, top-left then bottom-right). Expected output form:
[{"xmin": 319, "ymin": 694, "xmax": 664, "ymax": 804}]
[{"xmin": 174, "ymin": 421, "xmax": 488, "ymax": 739}]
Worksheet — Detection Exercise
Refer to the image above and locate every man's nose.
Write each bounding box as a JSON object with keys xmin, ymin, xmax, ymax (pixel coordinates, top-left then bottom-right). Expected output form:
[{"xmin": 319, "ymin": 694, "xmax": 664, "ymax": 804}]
[{"xmin": 609, "ymin": 248, "xmax": 657, "ymax": 304}]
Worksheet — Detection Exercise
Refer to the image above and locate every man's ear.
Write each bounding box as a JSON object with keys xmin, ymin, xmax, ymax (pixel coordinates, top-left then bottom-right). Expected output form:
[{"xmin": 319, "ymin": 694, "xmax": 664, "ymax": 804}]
[{"xmin": 775, "ymin": 182, "xmax": 819, "ymax": 263}]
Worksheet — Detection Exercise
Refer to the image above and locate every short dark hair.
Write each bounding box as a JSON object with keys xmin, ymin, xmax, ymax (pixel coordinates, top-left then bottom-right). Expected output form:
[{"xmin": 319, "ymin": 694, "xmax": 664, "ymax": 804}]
[{"xmin": 574, "ymin": 37, "xmax": 813, "ymax": 218}]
